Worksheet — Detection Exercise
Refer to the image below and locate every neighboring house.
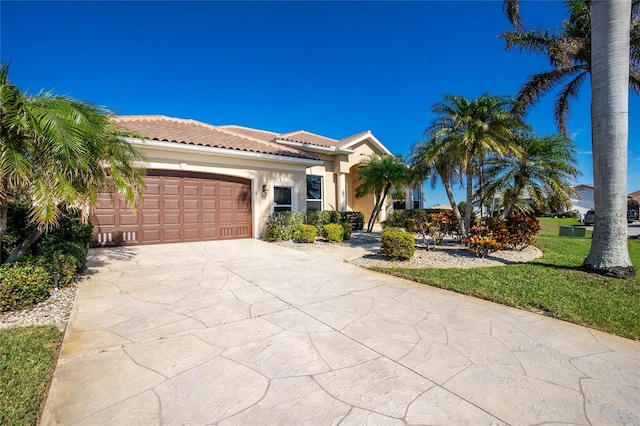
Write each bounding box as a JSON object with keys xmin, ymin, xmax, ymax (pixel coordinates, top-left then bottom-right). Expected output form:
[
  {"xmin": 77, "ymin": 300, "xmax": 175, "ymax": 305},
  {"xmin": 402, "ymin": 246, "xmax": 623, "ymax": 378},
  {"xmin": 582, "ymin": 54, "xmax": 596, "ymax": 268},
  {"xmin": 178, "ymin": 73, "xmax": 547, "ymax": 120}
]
[
  {"xmin": 91, "ymin": 115, "xmax": 417, "ymax": 245},
  {"xmin": 629, "ymin": 189, "xmax": 640, "ymax": 203},
  {"xmin": 569, "ymin": 184, "xmax": 594, "ymax": 220}
]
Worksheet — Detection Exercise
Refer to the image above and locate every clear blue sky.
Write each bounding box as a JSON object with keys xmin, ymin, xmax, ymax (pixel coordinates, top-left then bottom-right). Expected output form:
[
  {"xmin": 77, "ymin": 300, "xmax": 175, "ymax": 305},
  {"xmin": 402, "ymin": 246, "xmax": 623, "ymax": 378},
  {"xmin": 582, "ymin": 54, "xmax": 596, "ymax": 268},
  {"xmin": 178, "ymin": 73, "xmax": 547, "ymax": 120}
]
[{"xmin": 2, "ymin": 1, "xmax": 638, "ymax": 206}]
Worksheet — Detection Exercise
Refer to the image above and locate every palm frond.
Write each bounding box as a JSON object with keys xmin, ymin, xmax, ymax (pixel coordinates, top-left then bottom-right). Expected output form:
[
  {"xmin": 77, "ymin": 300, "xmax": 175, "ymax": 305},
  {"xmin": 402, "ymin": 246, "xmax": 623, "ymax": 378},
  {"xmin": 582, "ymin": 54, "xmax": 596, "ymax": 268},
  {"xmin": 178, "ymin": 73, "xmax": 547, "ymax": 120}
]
[{"xmin": 554, "ymin": 70, "xmax": 589, "ymax": 136}]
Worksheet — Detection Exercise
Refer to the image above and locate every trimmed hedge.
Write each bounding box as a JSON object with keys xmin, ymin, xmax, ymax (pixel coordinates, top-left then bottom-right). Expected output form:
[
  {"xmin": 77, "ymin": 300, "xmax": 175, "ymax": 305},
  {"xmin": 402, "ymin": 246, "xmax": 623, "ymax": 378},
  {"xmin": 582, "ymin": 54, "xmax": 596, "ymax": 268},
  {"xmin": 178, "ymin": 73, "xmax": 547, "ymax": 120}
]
[
  {"xmin": 342, "ymin": 223, "xmax": 352, "ymax": 240},
  {"xmin": 381, "ymin": 228, "xmax": 415, "ymax": 260},
  {"xmin": 0, "ymin": 264, "xmax": 51, "ymax": 312},
  {"xmin": 297, "ymin": 225, "xmax": 317, "ymax": 243},
  {"xmin": 323, "ymin": 223, "xmax": 344, "ymax": 243}
]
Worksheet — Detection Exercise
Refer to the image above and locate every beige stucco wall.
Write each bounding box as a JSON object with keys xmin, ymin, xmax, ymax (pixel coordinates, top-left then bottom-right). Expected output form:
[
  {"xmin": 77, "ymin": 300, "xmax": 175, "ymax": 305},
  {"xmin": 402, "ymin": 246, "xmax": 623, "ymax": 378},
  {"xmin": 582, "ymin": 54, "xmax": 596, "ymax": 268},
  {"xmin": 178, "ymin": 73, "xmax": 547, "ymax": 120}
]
[{"xmin": 134, "ymin": 141, "xmax": 312, "ymax": 238}]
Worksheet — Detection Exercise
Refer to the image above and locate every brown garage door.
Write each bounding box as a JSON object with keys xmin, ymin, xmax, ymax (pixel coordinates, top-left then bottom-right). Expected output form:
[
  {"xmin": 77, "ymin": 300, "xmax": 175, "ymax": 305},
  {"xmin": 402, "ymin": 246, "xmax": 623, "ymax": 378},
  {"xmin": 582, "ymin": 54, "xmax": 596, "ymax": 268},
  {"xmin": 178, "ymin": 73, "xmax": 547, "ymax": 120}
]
[{"xmin": 91, "ymin": 170, "xmax": 252, "ymax": 246}]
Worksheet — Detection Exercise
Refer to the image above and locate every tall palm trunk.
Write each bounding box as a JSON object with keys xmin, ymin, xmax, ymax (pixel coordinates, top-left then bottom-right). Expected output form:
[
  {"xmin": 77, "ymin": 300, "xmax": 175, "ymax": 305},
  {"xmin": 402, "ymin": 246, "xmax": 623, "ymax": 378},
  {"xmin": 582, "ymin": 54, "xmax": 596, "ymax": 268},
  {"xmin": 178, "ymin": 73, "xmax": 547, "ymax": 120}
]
[
  {"xmin": 443, "ymin": 178, "xmax": 466, "ymax": 235},
  {"xmin": 464, "ymin": 149, "xmax": 474, "ymax": 235},
  {"xmin": 0, "ymin": 198, "xmax": 7, "ymax": 264},
  {"xmin": 583, "ymin": 0, "xmax": 635, "ymax": 277}
]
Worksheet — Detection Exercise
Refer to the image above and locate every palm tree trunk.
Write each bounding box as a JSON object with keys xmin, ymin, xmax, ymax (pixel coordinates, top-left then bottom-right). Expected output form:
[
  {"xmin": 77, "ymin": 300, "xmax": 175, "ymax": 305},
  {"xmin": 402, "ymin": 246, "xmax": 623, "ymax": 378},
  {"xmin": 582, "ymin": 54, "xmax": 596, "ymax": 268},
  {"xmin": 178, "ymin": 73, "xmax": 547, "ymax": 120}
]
[
  {"xmin": 5, "ymin": 228, "xmax": 42, "ymax": 264},
  {"xmin": 464, "ymin": 151, "xmax": 474, "ymax": 235},
  {"xmin": 367, "ymin": 184, "xmax": 391, "ymax": 233},
  {"xmin": 0, "ymin": 197, "xmax": 7, "ymax": 264},
  {"xmin": 583, "ymin": 0, "xmax": 635, "ymax": 278},
  {"xmin": 443, "ymin": 179, "xmax": 465, "ymax": 235}
]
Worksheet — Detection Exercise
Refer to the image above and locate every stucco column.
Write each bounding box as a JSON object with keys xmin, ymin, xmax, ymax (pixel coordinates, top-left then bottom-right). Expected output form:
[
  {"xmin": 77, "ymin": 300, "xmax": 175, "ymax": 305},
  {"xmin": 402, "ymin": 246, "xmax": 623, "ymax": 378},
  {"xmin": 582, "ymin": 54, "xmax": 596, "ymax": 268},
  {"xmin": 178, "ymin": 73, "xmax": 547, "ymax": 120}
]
[{"xmin": 337, "ymin": 173, "xmax": 347, "ymax": 211}]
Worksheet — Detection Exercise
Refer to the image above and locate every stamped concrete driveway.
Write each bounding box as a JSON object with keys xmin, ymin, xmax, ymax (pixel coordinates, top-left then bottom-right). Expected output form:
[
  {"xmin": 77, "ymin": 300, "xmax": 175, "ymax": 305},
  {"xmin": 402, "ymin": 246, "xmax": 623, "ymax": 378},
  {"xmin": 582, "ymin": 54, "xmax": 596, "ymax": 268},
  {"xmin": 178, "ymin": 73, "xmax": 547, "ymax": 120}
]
[{"xmin": 41, "ymin": 240, "xmax": 639, "ymax": 425}]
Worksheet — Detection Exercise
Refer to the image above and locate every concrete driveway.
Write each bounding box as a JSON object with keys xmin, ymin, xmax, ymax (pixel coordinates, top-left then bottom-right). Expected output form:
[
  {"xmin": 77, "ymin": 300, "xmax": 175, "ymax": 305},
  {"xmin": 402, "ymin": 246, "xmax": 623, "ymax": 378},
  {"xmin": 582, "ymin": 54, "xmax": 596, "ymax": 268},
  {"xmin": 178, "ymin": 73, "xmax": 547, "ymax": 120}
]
[{"xmin": 41, "ymin": 240, "xmax": 639, "ymax": 425}]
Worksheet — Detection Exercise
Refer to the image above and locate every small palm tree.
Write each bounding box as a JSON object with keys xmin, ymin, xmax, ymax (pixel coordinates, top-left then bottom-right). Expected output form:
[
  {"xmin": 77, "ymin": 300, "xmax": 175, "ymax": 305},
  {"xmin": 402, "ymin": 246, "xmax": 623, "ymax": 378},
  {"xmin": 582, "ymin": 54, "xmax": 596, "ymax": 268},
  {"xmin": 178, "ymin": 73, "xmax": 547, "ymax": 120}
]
[
  {"xmin": 0, "ymin": 64, "xmax": 145, "ymax": 263},
  {"xmin": 481, "ymin": 132, "xmax": 581, "ymax": 218},
  {"xmin": 355, "ymin": 154, "xmax": 409, "ymax": 233},
  {"xmin": 425, "ymin": 93, "xmax": 524, "ymax": 234}
]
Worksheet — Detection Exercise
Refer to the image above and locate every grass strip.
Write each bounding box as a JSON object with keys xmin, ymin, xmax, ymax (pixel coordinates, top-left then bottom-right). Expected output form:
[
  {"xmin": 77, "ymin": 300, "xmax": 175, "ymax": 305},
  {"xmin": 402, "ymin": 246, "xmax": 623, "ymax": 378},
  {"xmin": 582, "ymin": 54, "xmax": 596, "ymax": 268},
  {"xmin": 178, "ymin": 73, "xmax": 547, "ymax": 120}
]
[
  {"xmin": 372, "ymin": 218, "xmax": 640, "ymax": 340},
  {"xmin": 0, "ymin": 325, "xmax": 61, "ymax": 426}
]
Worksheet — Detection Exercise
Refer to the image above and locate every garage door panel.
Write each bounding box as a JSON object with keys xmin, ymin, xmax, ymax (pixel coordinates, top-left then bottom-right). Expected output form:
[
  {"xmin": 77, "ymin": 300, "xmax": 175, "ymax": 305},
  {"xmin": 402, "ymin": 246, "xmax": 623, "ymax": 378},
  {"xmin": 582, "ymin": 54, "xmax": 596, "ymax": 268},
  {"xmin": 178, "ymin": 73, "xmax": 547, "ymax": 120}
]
[
  {"xmin": 203, "ymin": 213, "xmax": 217, "ymax": 224},
  {"xmin": 183, "ymin": 198, "xmax": 199, "ymax": 210},
  {"xmin": 184, "ymin": 213, "xmax": 199, "ymax": 223},
  {"xmin": 163, "ymin": 213, "xmax": 180, "ymax": 224},
  {"xmin": 164, "ymin": 198, "xmax": 180, "ymax": 210},
  {"xmin": 91, "ymin": 171, "xmax": 251, "ymax": 245},
  {"xmin": 142, "ymin": 213, "xmax": 161, "ymax": 225}
]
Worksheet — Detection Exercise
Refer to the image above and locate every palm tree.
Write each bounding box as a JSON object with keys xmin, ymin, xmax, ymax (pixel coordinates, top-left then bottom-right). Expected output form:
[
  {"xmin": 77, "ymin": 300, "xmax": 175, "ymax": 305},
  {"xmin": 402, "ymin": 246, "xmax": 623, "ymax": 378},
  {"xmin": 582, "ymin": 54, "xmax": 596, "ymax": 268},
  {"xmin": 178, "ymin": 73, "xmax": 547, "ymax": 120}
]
[
  {"xmin": 410, "ymin": 138, "xmax": 466, "ymax": 234},
  {"xmin": 355, "ymin": 154, "xmax": 409, "ymax": 233},
  {"xmin": 481, "ymin": 132, "xmax": 580, "ymax": 218},
  {"xmin": 500, "ymin": 0, "xmax": 639, "ymax": 137},
  {"xmin": 502, "ymin": 0, "xmax": 637, "ymax": 277},
  {"xmin": 0, "ymin": 64, "xmax": 145, "ymax": 263},
  {"xmin": 425, "ymin": 93, "xmax": 524, "ymax": 234}
]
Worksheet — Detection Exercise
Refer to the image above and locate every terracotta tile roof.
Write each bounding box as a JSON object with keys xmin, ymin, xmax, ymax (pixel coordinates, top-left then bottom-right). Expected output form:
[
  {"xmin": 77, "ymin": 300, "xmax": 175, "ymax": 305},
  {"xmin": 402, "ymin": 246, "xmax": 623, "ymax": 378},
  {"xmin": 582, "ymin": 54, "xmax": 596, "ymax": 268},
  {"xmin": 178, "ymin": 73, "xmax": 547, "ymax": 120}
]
[
  {"xmin": 113, "ymin": 116, "xmax": 318, "ymax": 160},
  {"xmin": 217, "ymin": 125, "xmax": 279, "ymax": 142},
  {"xmin": 630, "ymin": 189, "xmax": 640, "ymax": 197},
  {"xmin": 277, "ymin": 130, "xmax": 341, "ymax": 148},
  {"xmin": 339, "ymin": 130, "xmax": 372, "ymax": 146}
]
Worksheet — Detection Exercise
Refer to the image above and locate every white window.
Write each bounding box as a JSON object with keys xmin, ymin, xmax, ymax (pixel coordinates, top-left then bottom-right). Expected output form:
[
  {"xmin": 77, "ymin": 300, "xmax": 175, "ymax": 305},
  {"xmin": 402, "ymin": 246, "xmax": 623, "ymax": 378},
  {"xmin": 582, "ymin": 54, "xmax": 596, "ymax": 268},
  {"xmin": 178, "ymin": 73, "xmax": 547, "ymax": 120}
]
[
  {"xmin": 274, "ymin": 186, "xmax": 292, "ymax": 212},
  {"xmin": 306, "ymin": 175, "xmax": 322, "ymax": 211}
]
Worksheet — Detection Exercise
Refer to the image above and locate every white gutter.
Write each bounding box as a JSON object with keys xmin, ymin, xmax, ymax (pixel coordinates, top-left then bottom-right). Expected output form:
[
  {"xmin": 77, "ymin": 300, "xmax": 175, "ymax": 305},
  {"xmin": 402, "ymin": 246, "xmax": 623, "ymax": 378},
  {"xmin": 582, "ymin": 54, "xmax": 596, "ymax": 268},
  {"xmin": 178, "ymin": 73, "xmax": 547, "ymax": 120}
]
[
  {"xmin": 123, "ymin": 137, "xmax": 324, "ymax": 166},
  {"xmin": 274, "ymin": 138, "xmax": 355, "ymax": 155},
  {"xmin": 342, "ymin": 133, "xmax": 393, "ymax": 156}
]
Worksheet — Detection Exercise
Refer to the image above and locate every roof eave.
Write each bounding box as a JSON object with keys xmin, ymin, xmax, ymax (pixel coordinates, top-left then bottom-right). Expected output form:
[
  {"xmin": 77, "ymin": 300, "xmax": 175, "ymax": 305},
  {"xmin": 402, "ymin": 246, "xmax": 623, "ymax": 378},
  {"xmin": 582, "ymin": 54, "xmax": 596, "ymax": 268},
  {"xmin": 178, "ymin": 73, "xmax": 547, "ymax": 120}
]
[
  {"xmin": 123, "ymin": 137, "xmax": 323, "ymax": 166},
  {"xmin": 274, "ymin": 139, "xmax": 355, "ymax": 155},
  {"xmin": 342, "ymin": 133, "xmax": 393, "ymax": 156}
]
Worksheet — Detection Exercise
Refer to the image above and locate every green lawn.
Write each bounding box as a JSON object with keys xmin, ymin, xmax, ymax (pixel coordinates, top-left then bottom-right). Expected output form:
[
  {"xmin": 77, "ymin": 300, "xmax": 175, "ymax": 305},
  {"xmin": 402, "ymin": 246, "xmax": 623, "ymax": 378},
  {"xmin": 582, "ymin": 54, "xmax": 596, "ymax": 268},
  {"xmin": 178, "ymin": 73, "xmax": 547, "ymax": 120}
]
[
  {"xmin": 0, "ymin": 325, "xmax": 61, "ymax": 426},
  {"xmin": 372, "ymin": 218, "xmax": 640, "ymax": 340}
]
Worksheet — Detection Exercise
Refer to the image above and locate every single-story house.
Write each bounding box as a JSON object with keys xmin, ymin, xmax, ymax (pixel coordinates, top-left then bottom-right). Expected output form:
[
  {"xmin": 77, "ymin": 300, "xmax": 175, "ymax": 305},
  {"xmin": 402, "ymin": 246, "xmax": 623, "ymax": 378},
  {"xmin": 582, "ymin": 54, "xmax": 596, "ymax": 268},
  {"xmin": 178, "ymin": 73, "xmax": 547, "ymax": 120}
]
[{"xmin": 91, "ymin": 115, "xmax": 422, "ymax": 245}]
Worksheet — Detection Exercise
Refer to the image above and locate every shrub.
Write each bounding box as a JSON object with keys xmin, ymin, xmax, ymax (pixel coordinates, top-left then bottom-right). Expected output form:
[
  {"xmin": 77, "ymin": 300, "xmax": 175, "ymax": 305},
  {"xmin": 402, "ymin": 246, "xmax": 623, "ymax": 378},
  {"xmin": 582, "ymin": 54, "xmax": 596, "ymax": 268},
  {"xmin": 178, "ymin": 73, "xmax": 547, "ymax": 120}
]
[
  {"xmin": 381, "ymin": 228, "xmax": 415, "ymax": 260},
  {"xmin": 504, "ymin": 214, "xmax": 540, "ymax": 250},
  {"xmin": 341, "ymin": 211, "xmax": 365, "ymax": 231},
  {"xmin": 41, "ymin": 241, "xmax": 88, "ymax": 273},
  {"xmin": 464, "ymin": 224, "xmax": 503, "ymax": 258},
  {"xmin": 323, "ymin": 223, "xmax": 344, "ymax": 243},
  {"xmin": 465, "ymin": 234, "xmax": 503, "ymax": 258},
  {"xmin": 0, "ymin": 264, "xmax": 51, "ymax": 311},
  {"xmin": 342, "ymin": 222, "xmax": 352, "ymax": 240},
  {"xmin": 297, "ymin": 225, "xmax": 317, "ymax": 243},
  {"xmin": 22, "ymin": 252, "xmax": 78, "ymax": 288},
  {"xmin": 305, "ymin": 210, "xmax": 343, "ymax": 235},
  {"xmin": 265, "ymin": 211, "xmax": 304, "ymax": 241}
]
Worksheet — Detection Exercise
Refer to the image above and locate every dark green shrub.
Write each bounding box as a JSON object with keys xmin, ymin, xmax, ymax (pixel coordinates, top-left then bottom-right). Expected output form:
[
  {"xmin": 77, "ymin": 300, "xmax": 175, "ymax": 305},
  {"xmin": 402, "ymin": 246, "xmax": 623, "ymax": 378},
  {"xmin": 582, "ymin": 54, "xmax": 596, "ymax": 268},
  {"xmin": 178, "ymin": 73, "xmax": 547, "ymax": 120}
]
[
  {"xmin": 36, "ymin": 213, "xmax": 93, "ymax": 250},
  {"xmin": 341, "ymin": 211, "xmax": 364, "ymax": 231},
  {"xmin": 305, "ymin": 210, "xmax": 331, "ymax": 235},
  {"xmin": 297, "ymin": 225, "xmax": 317, "ymax": 243},
  {"xmin": 0, "ymin": 263, "xmax": 51, "ymax": 311},
  {"xmin": 381, "ymin": 229, "xmax": 415, "ymax": 260},
  {"xmin": 342, "ymin": 223, "xmax": 352, "ymax": 240},
  {"xmin": 323, "ymin": 223, "xmax": 344, "ymax": 243},
  {"xmin": 305, "ymin": 210, "xmax": 343, "ymax": 235},
  {"xmin": 41, "ymin": 241, "xmax": 88, "ymax": 273},
  {"xmin": 265, "ymin": 211, "xmax": 304, "ymax": 241}
]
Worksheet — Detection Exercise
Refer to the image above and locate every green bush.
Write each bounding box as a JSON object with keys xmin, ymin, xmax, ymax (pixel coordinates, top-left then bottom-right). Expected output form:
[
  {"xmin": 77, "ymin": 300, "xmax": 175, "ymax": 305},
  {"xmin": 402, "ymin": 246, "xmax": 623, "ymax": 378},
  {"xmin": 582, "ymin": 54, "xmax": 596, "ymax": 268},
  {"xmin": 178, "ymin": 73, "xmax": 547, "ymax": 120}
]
[
  {"xmin": 41, "ymin": 241, "xmax": 88, "ymax": 273},
  {"xmin": 297, "ymin": 225, "xmax": 317, "ymax": 243},
  {"xmin": 305, "ymin": 210, "xmax": 343, "ymax": 235},
  {"xmin": 342, "ymin": 223, "xmax": 352, "ymax": 240},
  {"xmin": 22, "ymin": 253, "xmax": 77, "ymax": 288},
  {"xmin": 341, "ymin": 211, "xmax": 365, "ymax": 231},
  {"xmin": 265, "ymin": 211, "xmax": 304, "ymax": 241},
  {"xmin": 323, "ymin": 223, "xmax": 344, "ymax": 243},
  {"xmin": 0, "ymin": 264, "xmax": 51, "ymax": 312},
  {"xmin": 381, "ymin": 228, "xmax": 415, "ymax": 260}
]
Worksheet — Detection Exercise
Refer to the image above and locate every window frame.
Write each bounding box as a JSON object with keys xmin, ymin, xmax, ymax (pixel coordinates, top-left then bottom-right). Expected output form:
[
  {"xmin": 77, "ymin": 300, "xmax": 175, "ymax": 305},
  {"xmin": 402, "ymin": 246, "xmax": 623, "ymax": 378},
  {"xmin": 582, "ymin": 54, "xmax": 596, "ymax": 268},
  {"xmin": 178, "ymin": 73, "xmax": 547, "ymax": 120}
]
[
  {"xmin": 273, "ymin": 186, "xmax": 293, "ymax": 212},
  {"xmin": 306, "ymin": 175, "xmax": 323, "ymax": 211}
]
